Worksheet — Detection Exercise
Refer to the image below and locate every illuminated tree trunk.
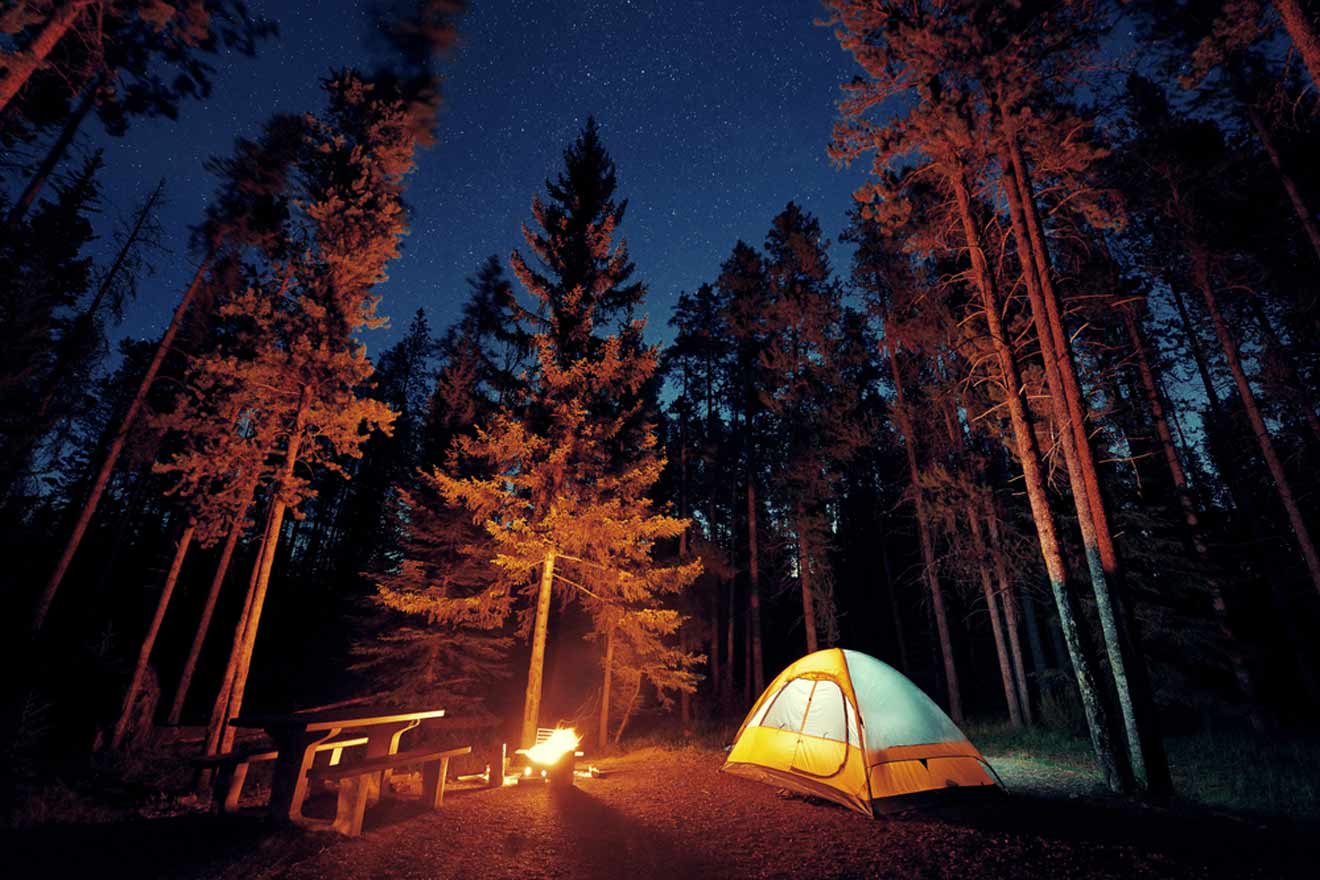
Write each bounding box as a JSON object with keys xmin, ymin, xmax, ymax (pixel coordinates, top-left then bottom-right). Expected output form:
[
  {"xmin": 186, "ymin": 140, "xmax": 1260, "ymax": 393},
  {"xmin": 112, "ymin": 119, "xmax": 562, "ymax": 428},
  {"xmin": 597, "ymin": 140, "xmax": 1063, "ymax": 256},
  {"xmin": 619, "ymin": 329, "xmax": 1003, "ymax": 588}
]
[
  {"xmin": 1273, "ymin": 0, "xmax": 1320, "ymax": 92},
  {"xmin": 0, "ymin": 0, "xmax": 96, "ymax": 116},
  {"xmin": 797, "ymin": 509, "xmax": 819, "ymax": 654},
  {"xmin": 951, "ymin": 166, "xmax": 1126, "ymax": 792},
  {"xmin": 6, "ymin": 71, "xmax": 102, "ymax": 228},
  {"xmin": 203, "ymin": 504, "xmax": 271, "ymax": 763},
  {"xmin": 109, "ymin": 520, "xmax": 196, "ymax": 749},
  {"xmin": 32, "ymin": 258, "xmax": 210, "ymax": 635},
  {"xmin": 613, "ymin": 672, "xmax": 642, "ymax": 745},
  {"xmin": 209, "ymin": 387, "xmax": 310, "ymax": 755},
  {"xmin": 1189, "ymin": 248, "xmax": 1320, "ymax": 598},
  {"xmin": 167, "ymin": 491, "xmax": 252, "ymax": 726},
  {"xmin": 887, "ymin": 346, "xmax": 962, "ymax": 721},
  {"xmin": 598, "ymin": 618, "xmax": 614, "ymax": 749},
  {"xmin": 1003, "ymin": 144, "xmax": 1161, "ymax": 793},
  {"xmin": 521, "ymin": 550, "xmax": 556, "ymax": 749},
  {"xmin": 679, "ymin": 626, "xmax": 691, "ymax": 724},
  {"xmin": 987, "ymin": 510, "xmax": 1033, "ymax": 724},
  {"xmin": 967, "ymin": 510, "xmax": 1021, "ymax": 727}
]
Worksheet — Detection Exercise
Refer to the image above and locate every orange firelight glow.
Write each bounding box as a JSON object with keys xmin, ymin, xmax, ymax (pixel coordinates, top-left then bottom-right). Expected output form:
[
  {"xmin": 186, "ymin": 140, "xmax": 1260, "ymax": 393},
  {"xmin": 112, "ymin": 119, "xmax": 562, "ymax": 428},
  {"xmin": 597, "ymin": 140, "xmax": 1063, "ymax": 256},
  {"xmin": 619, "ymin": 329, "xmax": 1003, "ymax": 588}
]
[{"xmin": 524, "ymin": 727, "xmax": 581, "ymax": 766}]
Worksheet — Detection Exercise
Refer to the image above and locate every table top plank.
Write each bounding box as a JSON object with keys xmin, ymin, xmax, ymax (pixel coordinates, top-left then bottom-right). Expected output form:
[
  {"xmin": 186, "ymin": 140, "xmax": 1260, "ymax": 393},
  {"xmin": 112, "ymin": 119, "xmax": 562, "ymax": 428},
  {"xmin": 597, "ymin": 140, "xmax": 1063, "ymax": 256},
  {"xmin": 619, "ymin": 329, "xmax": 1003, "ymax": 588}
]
[{"xmin": 231, "ymin": 707, "xmax": 445, "ymax": 732}]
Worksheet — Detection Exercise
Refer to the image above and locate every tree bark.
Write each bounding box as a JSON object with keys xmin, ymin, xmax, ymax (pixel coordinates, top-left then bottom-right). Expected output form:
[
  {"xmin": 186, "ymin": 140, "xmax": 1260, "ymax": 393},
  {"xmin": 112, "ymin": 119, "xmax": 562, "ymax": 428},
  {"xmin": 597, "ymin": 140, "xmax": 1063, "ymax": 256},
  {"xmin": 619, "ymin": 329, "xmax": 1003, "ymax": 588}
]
[
  {"xmin": 951, "ymin": 165, "xmax": 1127, "ymax": 792},
  {"xmin": 967, "ymin": 509, "xmax": 1022, "ymax": 726},
  {"xmin": 0, "ymin": 0, "xmax": 97, "ymax": 117},
  {"xmin": 521, "ymin": 550, "xmax": 557, "ymax": 749},
  {"xmin": 746, "ymin": 480, "xmax": 763, "ymax": 695},
  {"xmin": 613, "ymin": 672, "xmax": 643, "ymax": 745},
  {"xmin": 6, "ymin": 70, "xmax": 102, "ymax": 228},
  {"xmin": 209, "ymin": 387, "xmax": 310, "ymax": 756},
  {"xmin": 1004, "ymin": 143, "xmax": 1165, "ymax": 794},
  {"xmin": 880, "ymin": 538, "xmax": 911, "ymax": 673},
  {"xmin": 167, "ymin": 495, "xmax": 251, "ymax": 726},
  {"xmin": 1123, "ymin": 305, "xmax": 1263, "ymax": 727},
  {"xmin": 32, "ymin": 258, "xmax": 210, "ymax": 635},
  {"xmin": 886, "ymin": 347, "xmax": 962, "ymax": 721},
  {"xmin": 1273, "ymin": 0, "xmax": 1320, "ymax": 93},
  {"xmin": 987, "ymin": 510, "xmax": 1033, "ymax": 724},
  {"xmin": 1189, "ymin": 247, "xmax": 1320, "ymax": 598},
  {"xmin": 1245, "ymin": 296, "xmax": 1320, "ymax": 442},
  {"xmin": 598, "ymin": 618, "xmax": 614, "ymax": 749},
  {"xmin": 110, "ymin": 519, "xmax": 196, "ymax": 749}
]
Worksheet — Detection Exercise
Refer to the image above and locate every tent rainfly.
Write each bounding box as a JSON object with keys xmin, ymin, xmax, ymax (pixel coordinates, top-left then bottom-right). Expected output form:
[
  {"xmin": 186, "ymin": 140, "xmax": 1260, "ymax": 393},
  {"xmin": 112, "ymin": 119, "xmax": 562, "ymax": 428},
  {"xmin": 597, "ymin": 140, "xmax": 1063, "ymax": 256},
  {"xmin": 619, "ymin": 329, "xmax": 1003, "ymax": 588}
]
[{"xmin": 722, "ymin": 648, "xmax": 1001, "ymax": 816}]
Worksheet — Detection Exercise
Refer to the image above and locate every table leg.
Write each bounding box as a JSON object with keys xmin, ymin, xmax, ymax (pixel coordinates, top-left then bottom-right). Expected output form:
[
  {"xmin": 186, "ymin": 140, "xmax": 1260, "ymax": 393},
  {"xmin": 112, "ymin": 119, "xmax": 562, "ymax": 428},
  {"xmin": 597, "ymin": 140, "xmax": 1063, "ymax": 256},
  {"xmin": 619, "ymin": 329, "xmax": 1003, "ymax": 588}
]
[
  {"xmin": 268, "ymin": 727, "xmax": 342, "ymax": 824},
  {"xmin": 363, "ymin": 720, "xmax": 419, "ymax": 801}
]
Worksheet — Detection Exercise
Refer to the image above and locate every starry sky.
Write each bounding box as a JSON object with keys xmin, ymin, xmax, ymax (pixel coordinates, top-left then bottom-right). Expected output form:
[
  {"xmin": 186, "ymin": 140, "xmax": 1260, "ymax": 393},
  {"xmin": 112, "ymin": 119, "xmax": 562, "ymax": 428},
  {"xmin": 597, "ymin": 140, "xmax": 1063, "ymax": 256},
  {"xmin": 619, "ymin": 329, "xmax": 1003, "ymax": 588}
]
[{"xmin": 87, "ymin": 0, "xmax": 868, "ymax": 356}]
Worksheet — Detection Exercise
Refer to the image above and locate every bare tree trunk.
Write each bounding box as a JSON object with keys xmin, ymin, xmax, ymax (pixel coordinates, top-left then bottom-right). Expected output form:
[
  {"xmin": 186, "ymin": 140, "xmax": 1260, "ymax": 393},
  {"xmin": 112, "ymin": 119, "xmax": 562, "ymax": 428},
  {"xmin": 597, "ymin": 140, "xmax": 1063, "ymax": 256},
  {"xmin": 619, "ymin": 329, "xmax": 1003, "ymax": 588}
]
[
  {"xmin": 746, "ymin": 480, "xmax": 763, "ymax": 695},
  {"xmin": 1004, "ymin": 144, "xmax": 1162, "ymax": 793},
  {"xmin": 613, "ymin": 673, "xmax": 643, "ymax": 745},
  {"xmin": 6, "ymin": 70, "xmax": 102, "ymax": 228},
  {"xmin": 881, "ymin": 539, "xmax": 911, "ymax": 673},
  {"xmin": 887, "ymin": 347, "xmax": 962, "ymax": 721},
  {"xmin": 1123, "ymin": 305, "xmax": 1263, "ymax": 727},
  {"xmin": 724, "ymin": 575, "xmax": 735, "ymax": 703},
  {"xmin": 968, "ymin": 510, "xmax": 1022, "ymax": 726},
  {"xmin": 110, "ymin": 520, "xmax": 196, "ymax": 749},
  {"xmin": 679, "ymin": 627, "xmax": 691, "ymax": 725},
  {"xmin": 1273, "ymin": 0, "xmax": 1320, "ymax": 92},
  {"xmin": 1245, "ymin": 103, "xmax": 1320, "ymax": 267},
  {"xmin": 1189, "ymin": 248, "xmax": 1320, "ymax": 598},
  {"xmin": 598, "ymin": 619, "xmax": 615, "ymax": 749},
  {"xmin": 796, "ymin": 510, "xmax": 819, "ymax": 654},
  {"xmin": 32, "ymin": 259, "xmax": 210, "ymax": 635},
  {"xmin": 951, "ymin": 166, "xmax": 1127, "ymax": 793},
  {"xmin": 210, "ymin": 388, "xmax": 310, "ymax": 756},
  {"xmin": 521, "ymin": 550, "xmax": 557, "ymax": 749},
  {"xmin": 167, "ymin": 492, "xmax": 251, "ymax": 726},
  {"xmin": 708, "ymin": 590, "xmax": 720, "ymax": 707},
  {"xmin": 987, "ymin": 510, "xmax": 1033, "ymax": 724},
  {"xmin": 0, "ymin": 0, "xmax": 97, "ymax": 116}
]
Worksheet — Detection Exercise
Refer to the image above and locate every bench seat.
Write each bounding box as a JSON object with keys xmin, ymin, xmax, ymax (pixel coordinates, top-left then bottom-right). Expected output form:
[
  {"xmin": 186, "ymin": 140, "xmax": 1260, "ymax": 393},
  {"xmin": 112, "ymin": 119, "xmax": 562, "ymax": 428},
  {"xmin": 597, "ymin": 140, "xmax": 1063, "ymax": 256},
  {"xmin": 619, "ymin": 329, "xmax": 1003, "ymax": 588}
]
[
  {"xmin": 198, "ymin": 735, "xmax": 369, "ymax": 813},
  {"xmin": 306, "ymin": 745, "xmax": 472, "ymax": 837}
]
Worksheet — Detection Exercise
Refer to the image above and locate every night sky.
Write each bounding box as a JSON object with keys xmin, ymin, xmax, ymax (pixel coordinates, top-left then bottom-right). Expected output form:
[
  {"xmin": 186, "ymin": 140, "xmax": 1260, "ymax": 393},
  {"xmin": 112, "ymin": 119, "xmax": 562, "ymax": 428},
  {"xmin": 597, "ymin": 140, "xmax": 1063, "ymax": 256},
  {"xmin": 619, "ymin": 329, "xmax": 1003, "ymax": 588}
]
[{"xmin": 89, "ymin": 0, "xmax": 866, "ymax": 355}]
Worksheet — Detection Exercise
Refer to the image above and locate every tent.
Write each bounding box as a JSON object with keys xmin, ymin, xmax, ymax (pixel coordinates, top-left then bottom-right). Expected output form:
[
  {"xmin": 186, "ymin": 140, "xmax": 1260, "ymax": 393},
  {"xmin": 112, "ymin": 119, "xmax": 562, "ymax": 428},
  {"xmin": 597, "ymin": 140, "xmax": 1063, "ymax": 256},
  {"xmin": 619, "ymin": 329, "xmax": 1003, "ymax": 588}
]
[{"xmin": 722, "ymin": 648, "xmax": 1000, "ymax": 816}]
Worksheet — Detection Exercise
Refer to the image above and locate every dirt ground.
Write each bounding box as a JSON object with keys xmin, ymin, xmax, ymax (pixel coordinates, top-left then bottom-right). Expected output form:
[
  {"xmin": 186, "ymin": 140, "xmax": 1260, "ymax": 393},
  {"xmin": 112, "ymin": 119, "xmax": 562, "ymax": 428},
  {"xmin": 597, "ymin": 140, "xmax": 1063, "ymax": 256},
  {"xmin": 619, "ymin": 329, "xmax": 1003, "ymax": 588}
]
[{"xmin": 6, "ymin": 746, "xmax": 1318, "ymax": 879}]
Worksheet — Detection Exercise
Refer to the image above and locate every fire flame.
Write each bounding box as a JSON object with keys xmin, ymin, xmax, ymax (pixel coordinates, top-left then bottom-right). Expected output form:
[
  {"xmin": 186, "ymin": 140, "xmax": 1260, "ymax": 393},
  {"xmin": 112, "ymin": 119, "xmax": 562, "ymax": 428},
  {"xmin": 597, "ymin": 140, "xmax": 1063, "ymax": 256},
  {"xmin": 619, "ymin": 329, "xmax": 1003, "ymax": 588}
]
[{"xmin": 524, "ymin": 727, "xmax": 581, "ymax": 766}]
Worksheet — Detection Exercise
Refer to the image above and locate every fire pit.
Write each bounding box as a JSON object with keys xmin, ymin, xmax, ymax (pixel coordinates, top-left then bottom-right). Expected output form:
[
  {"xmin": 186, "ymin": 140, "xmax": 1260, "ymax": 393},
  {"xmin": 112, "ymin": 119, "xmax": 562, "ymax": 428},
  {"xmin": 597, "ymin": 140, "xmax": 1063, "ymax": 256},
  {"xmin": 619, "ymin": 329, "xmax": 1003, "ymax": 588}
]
[{"xmin": 517, "ymin": 727, "xmax": 582, "ymax": 788}]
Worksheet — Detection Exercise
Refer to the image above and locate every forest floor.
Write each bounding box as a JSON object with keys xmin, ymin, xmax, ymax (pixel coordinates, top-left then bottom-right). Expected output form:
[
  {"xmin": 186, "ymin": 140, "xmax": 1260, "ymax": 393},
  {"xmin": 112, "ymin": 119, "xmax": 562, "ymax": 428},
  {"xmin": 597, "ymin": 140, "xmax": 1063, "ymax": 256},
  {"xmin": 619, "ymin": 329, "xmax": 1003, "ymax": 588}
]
[{"xmin": 5, "ymin": 740, "xmax": 1319, "ymax": 880}]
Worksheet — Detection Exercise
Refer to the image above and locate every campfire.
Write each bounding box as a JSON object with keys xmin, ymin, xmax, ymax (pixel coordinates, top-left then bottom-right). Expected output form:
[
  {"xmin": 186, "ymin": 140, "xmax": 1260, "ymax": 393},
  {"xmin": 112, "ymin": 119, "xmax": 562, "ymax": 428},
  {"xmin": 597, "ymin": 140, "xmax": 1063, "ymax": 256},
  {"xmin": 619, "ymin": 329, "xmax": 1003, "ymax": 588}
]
[{"xmin": 514, "ymin": 727, "xmax": 587, "ymax": 787}]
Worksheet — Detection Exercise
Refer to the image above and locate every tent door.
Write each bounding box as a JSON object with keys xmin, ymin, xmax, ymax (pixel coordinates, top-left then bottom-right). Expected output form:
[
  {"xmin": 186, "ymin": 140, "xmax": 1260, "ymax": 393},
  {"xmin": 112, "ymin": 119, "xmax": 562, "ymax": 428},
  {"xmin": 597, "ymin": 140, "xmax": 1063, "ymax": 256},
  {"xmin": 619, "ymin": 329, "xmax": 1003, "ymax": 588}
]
[{"xmin": 788, "ymin": 680, "xmax": 849, "ymax": 779}]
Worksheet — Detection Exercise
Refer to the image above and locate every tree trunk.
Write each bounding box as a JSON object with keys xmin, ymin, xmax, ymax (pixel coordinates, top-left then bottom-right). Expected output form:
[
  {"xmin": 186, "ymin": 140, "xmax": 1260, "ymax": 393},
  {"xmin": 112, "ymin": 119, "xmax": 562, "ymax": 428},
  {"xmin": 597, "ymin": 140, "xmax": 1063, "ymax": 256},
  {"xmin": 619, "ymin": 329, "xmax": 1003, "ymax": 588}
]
[
  {"xmin": 1245, "ymin": 103, "xmax": 1320, "ymax": 267},
  {"xmin": 881, "ymin": 539, "xmax": 911, "ymax": 673},
  {"xmin": 987, "ymin": 510, "xmax": 1033, "ymax": 724},
  {"xmin": 613, "ymin": 672, "xmax": 643, "ymax": 745},
  {"xmin": 746, "ymin": 480, "xmax": 763, "ymax": 695},
  {"xmin": 32, "ymin": 258, "xmax": 210, "ymax": 635},
  {"xmin": 1004, "ymin": 142, "xmax": 1164, "ymax": 794},
  {"xmin": 724, "ymin": 574, "xmax": 735, "ymax": 703},
  {"xmin": 708, "ymin": 590, "xmax": 720, "ymax": 706},
  {"xmin": 1189, "ymin": 247, "xmax": 1320, "ymax": 598},
  {"xmin": 1123, "ymin": 305, "xmax": 1263, "ymax": 727},
  {"xmin": 110, "ymin": 520, "xmax": 196, "ymax": 749},
  {"xmin": 210, "ymin": 387, "xmax": 310, "ymax": 756},
  {"xmin": 1273, "ymin": 0, "xmax": 1320, "ymax": 92},
  {"xmin": 6, "ymin": 70, "xmax": 102, "ymax": 228},
  {"xmin": 968, "ymin": 509, "xmax": 1022, "ymax": 726},
  {"xmin": 886, "ymin": 347, "xmax": 962, "ymax": 721},
  {"xmin": 598, "ymin": 618, "xmax": 614, "ymax": 749},
  {"xmin": 797, "ymin": 510, "xmax": 819, "ymax": 654},
  {"xmin": 167, "ymin": 495, "xmax": 250, "ymax": 726},
  {"xmin": 521, "ymin": 550, "xmax": 557, "ymax": 749},
  {"xmin": 0, "ymin": 0, "xmax": 97, "ymax": 117},
  {"xmin": 951, "ymin": 165, "xmax": 1127, "ymax": 793},
  {"xmin": 1245, "ymin": 296, "xmax": 1320, "ymax": 442},
  {"xmin": 679, "ymin": 626, "xmax": 691, "ymax": 725}
]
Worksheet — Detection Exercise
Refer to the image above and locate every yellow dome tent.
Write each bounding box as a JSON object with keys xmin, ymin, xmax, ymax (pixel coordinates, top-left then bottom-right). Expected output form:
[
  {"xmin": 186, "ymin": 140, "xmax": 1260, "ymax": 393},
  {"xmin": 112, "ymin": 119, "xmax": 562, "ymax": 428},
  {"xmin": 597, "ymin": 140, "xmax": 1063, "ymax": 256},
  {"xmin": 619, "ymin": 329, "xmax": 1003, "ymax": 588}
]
[{"xmin": 722, "ymin": 648, "xmax": 1000, "ymax": 816}]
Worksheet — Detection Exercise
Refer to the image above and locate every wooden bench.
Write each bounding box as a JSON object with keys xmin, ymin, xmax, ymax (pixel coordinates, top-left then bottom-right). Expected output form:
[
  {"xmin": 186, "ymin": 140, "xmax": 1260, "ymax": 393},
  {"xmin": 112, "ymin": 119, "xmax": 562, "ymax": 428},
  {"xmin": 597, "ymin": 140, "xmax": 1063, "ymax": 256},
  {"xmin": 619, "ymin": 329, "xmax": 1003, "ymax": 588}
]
[
  {"xmin": 197, "ymin": 735, "xmax": 369, "ymax": 813},
  {"xmin": 306, "ymin": 745, "xmax": 472, "ymax": 837}
]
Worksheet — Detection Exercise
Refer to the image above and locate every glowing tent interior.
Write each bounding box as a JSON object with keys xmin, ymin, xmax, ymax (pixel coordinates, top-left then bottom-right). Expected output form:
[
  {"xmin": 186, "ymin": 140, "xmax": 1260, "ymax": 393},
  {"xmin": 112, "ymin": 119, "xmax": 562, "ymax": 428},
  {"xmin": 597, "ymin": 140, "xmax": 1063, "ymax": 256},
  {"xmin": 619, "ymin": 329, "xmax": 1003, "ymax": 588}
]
[{"xmin": 722, "ymin": 648, "xmax": 1001, "ymax": 816}]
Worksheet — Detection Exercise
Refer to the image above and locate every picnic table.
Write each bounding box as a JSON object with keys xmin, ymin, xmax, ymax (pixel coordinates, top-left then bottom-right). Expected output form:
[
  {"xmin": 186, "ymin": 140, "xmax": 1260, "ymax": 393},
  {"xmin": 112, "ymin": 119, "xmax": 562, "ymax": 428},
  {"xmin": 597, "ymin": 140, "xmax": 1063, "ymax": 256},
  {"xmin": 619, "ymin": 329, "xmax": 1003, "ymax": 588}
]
[{"xmin": 229, "ymin": 706, "xmax": 447, "ymax": 824}]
